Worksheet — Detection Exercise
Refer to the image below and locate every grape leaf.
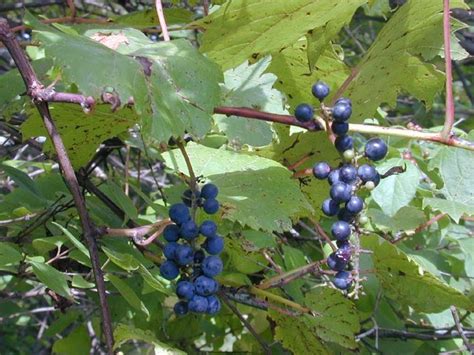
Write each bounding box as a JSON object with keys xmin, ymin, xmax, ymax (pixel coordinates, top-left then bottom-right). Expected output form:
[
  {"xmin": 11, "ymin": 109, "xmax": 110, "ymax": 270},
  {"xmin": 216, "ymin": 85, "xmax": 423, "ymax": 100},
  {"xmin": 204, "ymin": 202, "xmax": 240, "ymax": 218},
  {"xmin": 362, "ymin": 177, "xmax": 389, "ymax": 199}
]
[
  {"xmin": 114, "ymin": 8, "xmax": 193, "ymax": 28},
  {"xmin": 106, "ymin": 274, "xmax": 150, "ymax": 318},
  {"xmin": 270, "ymin": 288, "xmax": 359, "ymax": 352},
  {"xmin": 366, "ymin": 206, "xmax": 426, "ymax": 232},
  {"xmin": 162, "ymin": 143, "xmax": 313, "ymax": 232},
  {"xmin": 114, "ymin": 323, "xmax": 186, "ymax": 353},
  {"xmin": 424, "ymin": 134, "xmax": 474, "ymax": 222},
  {"xmin": 197, "ymin": 0, "xmax": 365, "ymax": 70},
  {"xmin": 371, "ymin": 158, "xmax": 420, "ymax": 217},
  {"xmin": 22, "ymin": 104, "xmax": 138, "ymax": 168},
  {"xmin": 0, "ymin": 242, "xmax": 22, "ymax": 267},
  {"xmin": 29, "ymin": 18, "xmax": 222, "ymax": 146},
  {"xmin": 214, "ymin": 57, "xmax": 287, "ymax": 147},
  {"xmin": 29, "ymin": 260, "xmax": 72, "ymax": 299},
  {"xmin": 268, "ymin": 41, "xmax": 350, "ymax": 109},
  {"xmin": 346, "ymin": 0, "xmax": 468, "ymax": 122},
  {"xmin": 364, "ymin": 235, "xmax": 473, "ymax": 313}
]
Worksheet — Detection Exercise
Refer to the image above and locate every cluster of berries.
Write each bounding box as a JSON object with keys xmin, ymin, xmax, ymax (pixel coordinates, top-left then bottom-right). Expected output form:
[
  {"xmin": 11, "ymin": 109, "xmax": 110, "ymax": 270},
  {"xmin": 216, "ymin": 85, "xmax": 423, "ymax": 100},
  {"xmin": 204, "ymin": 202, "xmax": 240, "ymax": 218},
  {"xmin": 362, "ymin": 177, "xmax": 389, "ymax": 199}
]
[
  {"xmin": 295, "ymin": 81, "xmax": 388, "ymax": 291},
  {"xmin": 160, "ymin": 183, "xmax": 224, "ymax": 315}
]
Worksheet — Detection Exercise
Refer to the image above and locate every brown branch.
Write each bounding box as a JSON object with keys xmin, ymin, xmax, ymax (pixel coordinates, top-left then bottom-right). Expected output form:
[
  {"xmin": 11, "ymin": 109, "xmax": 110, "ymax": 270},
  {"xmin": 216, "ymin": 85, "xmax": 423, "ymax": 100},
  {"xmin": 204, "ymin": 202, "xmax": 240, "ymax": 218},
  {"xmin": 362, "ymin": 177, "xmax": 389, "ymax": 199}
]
[
  {"xmin": 358, "ymin": 327, "xmax": 474, "ymax": 341},
  {"xmin": 392, "ymin": 213, "xmax": 448, "ymax": 244},
  {"xmin": 441, "ymin": 0, "xmax": 455, "ymax": 139},
  {"xmin": 11, "ymin": 16, "xmax": 108, "ymax": 33},
  {"xmin": 221, "ymin": 294, "xmax": 272, "ymax": 355},
  {"xmin": 450, "ymin": 306, "xmax": 474, "ymax": 352},
  {"xmin": 0, "ymin": 17, "xmax": 114, "ymax": 353},
  {"xmin": 66, "ymin": 0, "xmax": 77, "ymax": 19},
  {"xmin": 257, "ymin": 260, "xmax": 322, "ymax": 290},
  {"xmin": 214, "ymin": 106, "xmax": 324, "ymax": 131}
]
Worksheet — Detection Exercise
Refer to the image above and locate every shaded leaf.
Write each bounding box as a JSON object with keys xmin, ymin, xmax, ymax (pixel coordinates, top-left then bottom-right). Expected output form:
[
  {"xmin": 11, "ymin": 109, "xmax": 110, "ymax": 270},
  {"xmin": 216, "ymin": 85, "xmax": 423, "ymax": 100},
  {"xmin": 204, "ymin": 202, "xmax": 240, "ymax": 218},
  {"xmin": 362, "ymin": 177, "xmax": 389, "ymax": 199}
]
[{"xmin": 29, "ymin": 260, "xmax": 72, "ymax": 299}]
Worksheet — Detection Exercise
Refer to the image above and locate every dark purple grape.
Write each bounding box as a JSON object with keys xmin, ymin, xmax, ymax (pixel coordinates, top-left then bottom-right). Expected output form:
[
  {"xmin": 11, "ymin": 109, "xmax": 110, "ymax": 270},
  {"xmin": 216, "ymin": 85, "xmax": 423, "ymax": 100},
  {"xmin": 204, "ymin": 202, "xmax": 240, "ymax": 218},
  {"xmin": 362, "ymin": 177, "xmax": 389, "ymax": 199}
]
[
  {"xmin": 200, "ymin": 220, "xmax": 217, "ymax": 238},
  {"xmin": 365, "ymin": 138, "xmax": 388, "ymax": 161},
  {"xmin": 175, "ymin": 245, "xmax": 194, "ymax": 266},
  {"xmin": 163, "ymin": 224, "xmax": 180, "ymax": 242},
  {"xmin": 331, "ymin": 121, "xmax": 349, "ymax": 136},
  {"xmin": 174, "ymin": 301, "xmax": 188, "ymax": 315},
  {"xmin": 194, "ymin": 249, "xmax": 205, "ymax": 264},
  {"xmin": 169, "ymin": 203, "xmax": 190, "ymax": 225},
  {"xmin": 330, "ymin": 182, "xmax": 352, "ymax": 203},
  {"xmin": 332, "ymin": 271, "xmax": 353, "ymax": 290},
  {"xmin": 327, "ymin": 252, "xmax": 348, "ymax": 271},
  {"xmin": 337, "ymin": 208, "xmax": 356, "ymax": 223},
  {"xmin": 176, "ymin": 280, "xmax": 194, "ymax": 300},
  {"xmin": 357, "ymin": 164, "xmax": 378, "ymax": 183},
  {"xmin": 160, "ymin": 260, "xmax": 179, "ymax": 280},
  {"xmin": 331, "ymin": 221, "xmax": 351, "ymax": 240},
  {"xmin": 203, "ymin": 199, "xmax": 219, "ymax": 214},
  {"xmin": 294, "ymin": 103, "xmax": 314, "ymax": 122},
  {"xmin": 194, "ymin": 275, "xmax": 218, "ymax": 296},
  {"xmin": 322, "ymin": 198, "xmax": 340, "ymax": 217},
  {"xmin": 201, "ymin": 183, "xmax": 219, "ymax": 199},
  {"xmin": 335, "ymin": 135, "xmax": 353, "ymax": 153},
  {"xmin": 163, "ymin": 242, "xmax": 179, "ymax": 260},
  {"xmin": 204, "ymin": 236, "xmax": 224, "ymax": 255},
  {"xmin": 179, "ymin": 220, "xmax": 199, "ymax": 240},
  {"xmin": 206, "ymin": 295, "xmax": 221, "ymax": 315},
  {"xmin": 188, "ymin": 295, "xmax": 209, "ymax": 313},
  {"xmin": 312, "ymin": 162, "xmax": 331, "ymax": 180},
  {"xmin": 335, "ymin": 97, "xmax": 352, "ymax": 107},
  {"xmin": 332, "ymin": 103, "xmax": 352, "ymax": 122},
  {"xmin": 328, "ymin": 169, "xmax": 341, "ymax": 185},
  {"xmin": 312, "ymin": 81, "xmax": 330, "ymax": 101},
  {"xmin": 346, "ymin": 196, "xmax": 364, "ymax": 214},
  {"xmin": 202, "ymin": 256, "xmax": 223, "ymax": 277},
  {"xmin": 340, "ymin": 164, "xmax": 357, "ymax": 184}
]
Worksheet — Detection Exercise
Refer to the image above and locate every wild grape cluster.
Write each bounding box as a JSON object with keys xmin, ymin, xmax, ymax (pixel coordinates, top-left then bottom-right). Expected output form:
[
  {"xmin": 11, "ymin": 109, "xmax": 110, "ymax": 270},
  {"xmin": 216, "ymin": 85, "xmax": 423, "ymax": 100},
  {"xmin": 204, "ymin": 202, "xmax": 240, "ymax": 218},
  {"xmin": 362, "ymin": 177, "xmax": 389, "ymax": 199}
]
[
  {"xmin": 160, "ymin": 183, "xmax": 224, "ymax": 316},
  {"xmin": 295, "ymin": 82, "xmax": 388, "ymax": 291}
]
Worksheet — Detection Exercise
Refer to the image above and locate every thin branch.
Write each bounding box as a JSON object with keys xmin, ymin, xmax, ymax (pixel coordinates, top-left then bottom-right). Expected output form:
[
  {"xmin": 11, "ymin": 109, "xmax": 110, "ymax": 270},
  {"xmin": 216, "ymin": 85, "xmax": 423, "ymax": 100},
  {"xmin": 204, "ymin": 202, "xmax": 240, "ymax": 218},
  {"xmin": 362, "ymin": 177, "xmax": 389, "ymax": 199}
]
[
  {"xmin": 155, "ymin": 0, "xmax": 170, "ymax": 41},
  {"xmin": 442, "ymin": 0, "xmax": 455, "ymax": 139},
  {"xmin": 392, "ymin": 213, "xmax": 448, "ymax": 244},
  {"xmin": 0, "ymin": 18, "xmax": 114, "ymax": 353},
  {"xmin": 0, "ymin": 213, "xmax": 38, "ymax": 226},
  {"xmin": 257, "ymin": 260, "xmax": 322, "ymax": 290},
  {"xmin": 221, "ymin": 294, "xmax": 272, "ymax": 355},
  {"xmin": 358, "ymin": 327, "xmax": 474, "ymax": 341},
  {"xmin": 66, "ymin": 0, "xmax": 77, "ymax": 18},
  {"xmin": 11, "ymin": 16, "xmax": 108, "ymax": 33},
  {"xmin": 450, "ymin": 306, "xmax": 474, "ymax": 352}
]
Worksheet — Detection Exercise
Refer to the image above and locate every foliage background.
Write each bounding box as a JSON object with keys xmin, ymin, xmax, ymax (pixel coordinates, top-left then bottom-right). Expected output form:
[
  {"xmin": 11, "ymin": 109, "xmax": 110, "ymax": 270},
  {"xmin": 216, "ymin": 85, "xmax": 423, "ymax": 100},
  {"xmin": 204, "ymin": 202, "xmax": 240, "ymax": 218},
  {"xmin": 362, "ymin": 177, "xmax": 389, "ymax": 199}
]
[{"xmin": 0, "ymin": 0, "xmax": 473, "ymax": 354}]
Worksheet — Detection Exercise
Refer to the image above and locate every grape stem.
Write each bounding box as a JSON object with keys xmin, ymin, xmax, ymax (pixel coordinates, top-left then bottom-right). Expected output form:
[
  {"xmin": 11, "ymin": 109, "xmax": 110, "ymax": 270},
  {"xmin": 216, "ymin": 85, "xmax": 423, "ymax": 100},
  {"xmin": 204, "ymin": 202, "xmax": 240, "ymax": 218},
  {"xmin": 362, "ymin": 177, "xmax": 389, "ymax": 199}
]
[
  {"xmin": 155, "ymin": 0, "xmax": 170, "ymax": 41},
  {"xmin": 441, "ymin": 0, "xmax": 455, "ymax": 139}
]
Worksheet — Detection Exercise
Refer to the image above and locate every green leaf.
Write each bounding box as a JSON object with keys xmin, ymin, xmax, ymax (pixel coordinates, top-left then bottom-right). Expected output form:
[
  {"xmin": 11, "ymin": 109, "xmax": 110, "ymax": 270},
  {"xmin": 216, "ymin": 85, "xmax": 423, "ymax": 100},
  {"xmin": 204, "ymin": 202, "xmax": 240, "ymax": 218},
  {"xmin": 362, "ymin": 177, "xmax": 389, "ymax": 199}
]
[
  {"xmin": 71, "ymin": 274, "xmax": 94, "ymax": 289},
  {"xmin": 99, "ymin": 182, "xmax": 138, "ymax": 222},
  {"xmin": 114, "ymin": 323, "xmax": 186, "ymax": 353},
  {"xmin": 52, "ymin": 325, "xmax": 90, "ymax": 355},
  {"xmin": 371, "ymin": 159, "xmax": 420, "ymax": 217},
  {"xmin": 214, "ymin": 57, "xmax": 286, "ymax": 146},
  {"xmin": 114, "ymin": 8, "xmax": 193, "ymax": 28},
  {"xmin": 226, "ymin": 237, "xmax": 268, "ymax": 274},
  {"xmin": 162, "ymin": 143, "xmax": 312, "ymax": 232},
  {"xmin": 22, "ymin": 104, "xmax": 138, "ymax": 168},
  {"xmin": 367, "ymin": 206, "xmax": 426, "ymax": 232},
  {"xmin": 32, "ymin": 236, "xmax": 67, "ymax": 254},
  {"xmin": 346, "ymin": 0, "xmax": 467, "ymax": 122},
  {"xmin": 270, "ymin": 288, "xmax": 359, "ymax": 352},
  {"xmin": 102, "ymin": 246, "xmax": 140, "ymax": 271},
  {"xmin": 138, "ymin": 264, "xmax": 169, "ymax": 294},
  {"xmin": 29, "ymin": 260, "xmax": 72, "ymax": 299},
  {"xmin": 106, "ymin": 274, "xmax": 150, "ymax": 318},
  {"xmin": 425, "ymin": 135, "xmax": 474, "ymax": 222},
  {"xmin": 0, "ymin": 242, "xmax": 22, "ymax": 266},
  {"xmin": 269, "ymin": 41, "xmax": 350, "ymax": 108},
  {"xmin": 29, "ymin": 19, "xmax": 222, "ymax": 147},
  {"xmin": 242, "ymin": 230, "xmax": 277, "ymax": 249},
  {"xmin": 52, "ymin": 222, "xmax": 89, "ymax": 257},
  {"xmin": 364, "ymin": 235, "xmax": 473, "ymax": 313},
  {"xmin": 0, "ymin": 163, "xmax": 41, "ymax": 198},
  {"xmin": 198, "ymin": 0, "xmax": 365, "ymax": 70}
]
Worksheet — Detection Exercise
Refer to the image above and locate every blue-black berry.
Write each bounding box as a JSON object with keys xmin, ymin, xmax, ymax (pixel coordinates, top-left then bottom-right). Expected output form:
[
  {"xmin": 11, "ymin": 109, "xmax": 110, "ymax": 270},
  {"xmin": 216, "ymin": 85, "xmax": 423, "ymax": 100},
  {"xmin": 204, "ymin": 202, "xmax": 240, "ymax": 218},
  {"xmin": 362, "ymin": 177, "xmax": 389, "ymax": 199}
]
[
  {"xmin": 328, "ymin": 169, "xmax": 341, "ymax": 185},
  {"xmin": 203, "ymin": 199, "xmax": 219, "ymax": 214},
  {"xmin": 332, "ymin": 103, "xmax": 352, "ymax": 122},
  {"xmin": 201, "ymin": 183, "xmax": 219, "ymax": 200},
  {"xmin": 331, "ymin": 221, "xmax": 351, "ymax": 240},
  {"xmin": 200, "ymin": 220, "xmax": 217, "ymax": 238},
  {"xmin": 330, "ymin": 182, "xmax": 352, "ymax": 203},
  {"xmin": 340, "ymin": 164, "xmax": 357, "ymax": 184},
  {"xmin": 163, "ymin": 242, "xmax": 179, "ymax": 260},
  {"xmin": 312, "ymin": 162, "xmax": 331, "ymax": 180},
  {"xmin": 335, "ymin": 97, "xmax": 352, "ymax": 107},
  {"xmin": 163, "ymin": 224, "xmax": 180, "ymax": 242},
  {"xmin": 294, "ymin": 103, "xmax": 314, "ymax": 122},
  {"xmin": 332, "ymin": 271, "xmax": 353, "ymax": 290},
  {"xmin": 175, "ymin": 245, "xmax": 194, "ymax": 266},
  {"xmin": 331, "ymin": 121, "xmax": 349, "ymax": 136},
  {"xmin": 202, "ymin": 256, "xmax": 223, "ymax": 277},
  {"xmin": 335, "ymin": 135, "xmax": 353, "ymax": 153},
  {"xmin": 322, "ymin": 198, "xmax": 340, "ymax": 217},
  {"xmin": 174, "ymin": 301, "xmax": 188, "ymax": 316},
  {"xmin": 188, "ymin": 295, "xmax": 209, "ymax": 313},
  {"xmin": 179, "ymin": 220, "xmax": 199, "ymax": 240},
  {"xmin": 160, "ymin": 260, "xmax": 179, "ymax": 280},
  {"xmin": 357, "ymin": 164, "xmax": 378, "ymax": 183},
  {"xmin": 176, "ymin": 280, "xmax": 194, "ymax": 300},
  {"xmin": 365, "ymin": 138, "xmax": 388, "ymax": 161},
  {"xmin": 194, "ymin": 275, "xmax": 218, "ymax": 296},
  {"xmin": 169, "ymin": 203, "xmax": 190, "ymax": 225},
  {"xmin": 345, "ymin": 196, "xmax": 364, "ymax": 214},
  {"xmin": 312, "ymin": 81, "xmax": 330, "ymax": 101},
  {"xmin": 327, "ymin": 252, "xmax": 348, "ymax": 271},
  {"xmin": 204, "ymin": 236, "xmax": 224, "ymax": 255},
  {"xmin": 206, "ymin": 295, "xmax": 221, "ymax": 314}
]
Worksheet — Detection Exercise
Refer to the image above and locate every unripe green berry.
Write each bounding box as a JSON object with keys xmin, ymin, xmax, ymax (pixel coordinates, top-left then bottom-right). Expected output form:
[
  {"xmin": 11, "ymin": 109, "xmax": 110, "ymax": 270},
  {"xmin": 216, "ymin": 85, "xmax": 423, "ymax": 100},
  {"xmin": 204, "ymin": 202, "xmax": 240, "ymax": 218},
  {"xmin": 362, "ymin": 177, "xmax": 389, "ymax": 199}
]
[
  {"xmin": 358, "ymin": 215, "xmax": 369, "ymax": 225},
  {"xmin": 365, "ymin": 181, "xmax": 376, "ymax": 190},
  {"xmin": 343, "ymin": 149, "xmax": 355, "ymax": 160}
]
